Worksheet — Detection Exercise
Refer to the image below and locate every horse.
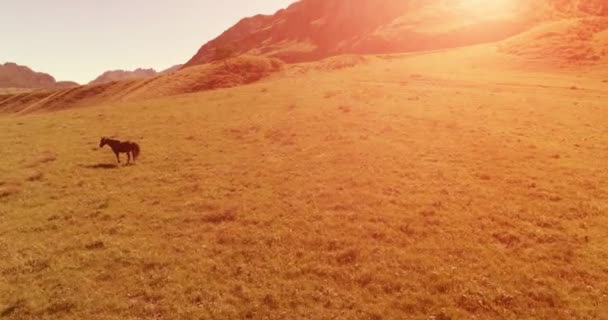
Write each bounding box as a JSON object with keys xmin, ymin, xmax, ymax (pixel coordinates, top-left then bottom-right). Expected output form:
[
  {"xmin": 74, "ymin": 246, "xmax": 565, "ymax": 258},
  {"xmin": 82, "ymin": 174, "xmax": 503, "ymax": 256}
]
[{"xmin": 99, "ymin": 137, "xmax": 140, "ymax": 164}]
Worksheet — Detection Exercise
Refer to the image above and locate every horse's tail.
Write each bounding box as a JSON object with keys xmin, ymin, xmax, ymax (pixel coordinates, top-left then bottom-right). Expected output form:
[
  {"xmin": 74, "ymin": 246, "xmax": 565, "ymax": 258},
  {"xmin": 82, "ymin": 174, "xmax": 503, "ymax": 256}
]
[{"xmin": 132, "ymin": 143, "xmax": 141, "ymax": 160}]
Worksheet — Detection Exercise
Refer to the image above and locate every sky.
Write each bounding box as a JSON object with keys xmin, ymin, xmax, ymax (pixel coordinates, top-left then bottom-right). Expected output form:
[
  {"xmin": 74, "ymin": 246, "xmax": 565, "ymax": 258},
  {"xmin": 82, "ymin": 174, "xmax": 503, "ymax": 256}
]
[{"xmin": 0, "ymin": 0, "xmax": 294, "ymax": 84}]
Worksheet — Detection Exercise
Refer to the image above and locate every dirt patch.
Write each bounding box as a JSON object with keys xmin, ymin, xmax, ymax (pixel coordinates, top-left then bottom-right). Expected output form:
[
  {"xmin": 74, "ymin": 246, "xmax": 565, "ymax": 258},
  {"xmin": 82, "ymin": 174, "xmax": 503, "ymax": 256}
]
[
  {"xmin": 0, "ymin": 184, "xmax": 20, "ymax": 199},
  {"xmin": 200, "ymin": 208, "xmax": 238, "ymax": 224}
]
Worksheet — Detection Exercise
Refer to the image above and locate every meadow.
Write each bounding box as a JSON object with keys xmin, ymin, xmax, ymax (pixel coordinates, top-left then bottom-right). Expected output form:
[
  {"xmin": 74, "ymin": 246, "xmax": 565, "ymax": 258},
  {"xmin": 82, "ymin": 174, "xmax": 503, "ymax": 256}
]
[{"xmin": 1, "ymin": 46, "xmax": 608, "ymax": 319}]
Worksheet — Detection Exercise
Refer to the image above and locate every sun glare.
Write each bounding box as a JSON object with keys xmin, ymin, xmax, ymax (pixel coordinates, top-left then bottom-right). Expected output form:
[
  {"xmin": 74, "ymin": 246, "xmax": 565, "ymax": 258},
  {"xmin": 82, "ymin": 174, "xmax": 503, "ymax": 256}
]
[{"xmin": 457, "ymin": 0, "xmax": 516, "ymax": 17}]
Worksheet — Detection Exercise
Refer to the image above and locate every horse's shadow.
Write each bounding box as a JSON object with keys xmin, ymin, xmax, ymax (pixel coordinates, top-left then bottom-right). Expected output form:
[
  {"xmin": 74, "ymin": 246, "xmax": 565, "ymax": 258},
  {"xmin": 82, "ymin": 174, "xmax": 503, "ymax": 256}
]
[{"xmin": 81, "ymin": 163, "xmax": 119, "ymax": 170}]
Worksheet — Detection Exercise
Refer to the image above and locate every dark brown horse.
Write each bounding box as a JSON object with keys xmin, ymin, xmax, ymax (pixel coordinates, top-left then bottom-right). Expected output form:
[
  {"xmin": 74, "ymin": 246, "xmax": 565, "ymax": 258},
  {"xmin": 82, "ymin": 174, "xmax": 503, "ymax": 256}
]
[{"xmin": 99, "ymin": 137, "xmax": 140, "ymax": 164}]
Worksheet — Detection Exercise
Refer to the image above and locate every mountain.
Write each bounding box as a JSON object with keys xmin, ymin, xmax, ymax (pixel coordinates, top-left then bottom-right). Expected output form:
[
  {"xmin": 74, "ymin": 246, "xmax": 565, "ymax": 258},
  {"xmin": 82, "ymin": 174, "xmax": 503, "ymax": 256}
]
[
  {"xmin": 184, "ymin": 0, "xmax": 608, "ymax": 69},
  {"xmin": 55, "ymin": 81, "xmax": 81, "ymax": 88},
  {"xmin": 0, "ymin": 62, "xmax": 78, "ymax": 89},
  {"xmin": 3, "ymin": 0, "xmax": 608, "ymax": 114},
  {"xmin": 184, "ymin": 0, "xmax": 543, "ymax": 68},
  {"xmin": 89, "ymin": 68, "xmax": 158, "ymax": 85}
]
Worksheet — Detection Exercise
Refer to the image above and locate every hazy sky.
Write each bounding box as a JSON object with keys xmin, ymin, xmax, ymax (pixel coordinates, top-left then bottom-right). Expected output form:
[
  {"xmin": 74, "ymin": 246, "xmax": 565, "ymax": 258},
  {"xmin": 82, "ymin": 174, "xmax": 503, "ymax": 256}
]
[{"xmin": 0, "ymin": 0, "xmax": 293, "ymax": 84}]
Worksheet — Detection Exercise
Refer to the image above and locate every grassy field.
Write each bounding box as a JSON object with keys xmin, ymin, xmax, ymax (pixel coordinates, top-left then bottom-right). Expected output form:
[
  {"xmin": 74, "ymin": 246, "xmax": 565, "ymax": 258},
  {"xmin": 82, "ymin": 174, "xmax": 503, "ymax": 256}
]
[{"xmin": 1, "ymin": 46, "xmax": 608, "ymax": 319}]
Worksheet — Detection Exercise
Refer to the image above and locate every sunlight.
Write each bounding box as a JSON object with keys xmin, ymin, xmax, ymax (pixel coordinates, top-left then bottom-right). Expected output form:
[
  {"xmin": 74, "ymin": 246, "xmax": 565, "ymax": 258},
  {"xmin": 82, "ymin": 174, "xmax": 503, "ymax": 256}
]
[
  {"xmin": 457, "ymin": 0, "xmax": 516, "ymax": 17},
  {"xmin": 3, "ymin": 0, "xmax": 607, "ymax": 318}
]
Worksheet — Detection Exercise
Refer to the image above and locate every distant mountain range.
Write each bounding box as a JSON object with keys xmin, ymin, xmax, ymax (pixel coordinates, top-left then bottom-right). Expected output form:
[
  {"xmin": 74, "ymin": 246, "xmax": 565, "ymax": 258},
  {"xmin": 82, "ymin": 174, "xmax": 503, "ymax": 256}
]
[
  {"xmin": 88, "ymin": 68, "xmax": 157, "ymax": 85},
  {"xmin": 88, "ymin": 65, "xmax": 183, "ymax": 85},
  {"xmin": 0, "ymin": 62, "xmax": 184, "ymax": 89},
  {"xmin": 0, "ymin": 63, "xmax": 78, "ymax": 89}
]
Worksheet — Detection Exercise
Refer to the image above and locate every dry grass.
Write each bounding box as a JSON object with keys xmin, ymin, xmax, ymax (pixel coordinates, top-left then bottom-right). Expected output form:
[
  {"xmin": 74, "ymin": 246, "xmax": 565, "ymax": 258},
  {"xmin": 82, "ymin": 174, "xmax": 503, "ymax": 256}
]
[
  {"xmin": 500, "ymin": 17, "xmax": 608, "ymax": 66},
  {"xmin": 0, "ymin": 45, "xmax": 607, "ymax": 320}
]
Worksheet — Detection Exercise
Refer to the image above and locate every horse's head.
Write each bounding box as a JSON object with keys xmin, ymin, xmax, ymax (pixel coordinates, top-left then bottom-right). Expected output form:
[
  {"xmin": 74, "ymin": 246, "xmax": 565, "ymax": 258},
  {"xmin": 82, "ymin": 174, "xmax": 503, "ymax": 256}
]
[{"xmin": 99, "ymin": 137, "xmax": 107, "ymax": 148}]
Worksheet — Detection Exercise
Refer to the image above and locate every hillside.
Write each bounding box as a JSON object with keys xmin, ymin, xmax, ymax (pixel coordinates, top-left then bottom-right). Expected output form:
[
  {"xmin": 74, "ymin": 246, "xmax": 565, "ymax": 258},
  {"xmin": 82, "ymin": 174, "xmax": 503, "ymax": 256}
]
[
  {"xmin": 0, "ymin": 63, "xmax": 78, "ymax": 89},
  {"xmin": 0, "ymin": 56, "xmax": 283, "ymax": 113},
  {"xmin": 2, "ymin": 1, "xmax": 608, "ymax": 319},
  {"xmin": 499, "ymin": 0, "xmax": 608, "ymax": 66},
  {"xmin": 1, "ymin": 44, "xmax": 607, "ymax": 319},
  {"xmin": 183, "ymin": 0, "xmax": 542, "ymax": 67},
  {"xmin": 2, "ymin": 0, "xmax": 608, "ymax": 114},
  {"xmin": 500, "ymin": 16, "xmax": 608, "ymax": 66},
  {"xmin": 183, "ymin": 0, "xmax": 608, "ymax": 68}
]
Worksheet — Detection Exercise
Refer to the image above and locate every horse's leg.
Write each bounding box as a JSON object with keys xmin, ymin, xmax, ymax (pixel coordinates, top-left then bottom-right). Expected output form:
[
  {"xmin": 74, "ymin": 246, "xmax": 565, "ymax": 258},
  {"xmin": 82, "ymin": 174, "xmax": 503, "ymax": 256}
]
[
  {"xmin": 115, "ymin": 152, "xmax": 120, "ymax": 164},
  {"xmin": 127, "ymin": 152, "xmax": 131, "ymax": 165}
]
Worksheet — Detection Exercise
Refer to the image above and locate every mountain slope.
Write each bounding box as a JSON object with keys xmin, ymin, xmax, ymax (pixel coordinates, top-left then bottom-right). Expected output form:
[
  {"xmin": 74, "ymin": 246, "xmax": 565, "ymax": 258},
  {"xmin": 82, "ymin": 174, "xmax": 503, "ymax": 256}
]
[
  {"xmin": 500, "ymin": 16, "xmax": 608, "ymax": 66},
  {"xmin": 184, "ymin": 0, "xmax": 537, "ymax": 67},
  {"xmin": 0, "ymin": 63, "xmax": 78, "ymax": 89},
  {"xmin": 3, "ymin": 0, "xmax": 608, "ymax": 114},
  {"xmin": 0, "ymin": 56, "xmax": 284, "ymax": 113},
  {"xmin": 2, "ymin": 42, "xmax": 608, "ymax": 319}
]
